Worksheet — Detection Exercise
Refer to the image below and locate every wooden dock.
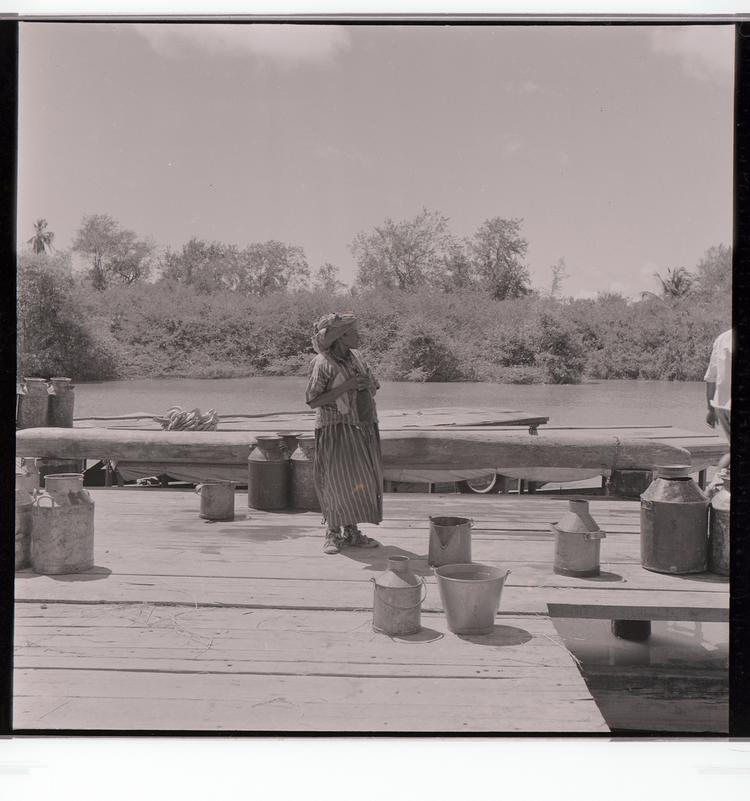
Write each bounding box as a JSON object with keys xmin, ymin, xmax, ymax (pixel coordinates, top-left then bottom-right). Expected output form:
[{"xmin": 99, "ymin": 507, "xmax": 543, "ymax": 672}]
[{"xmin": 13, "ymin": 490, "xmax": 728, "ymax": 733}]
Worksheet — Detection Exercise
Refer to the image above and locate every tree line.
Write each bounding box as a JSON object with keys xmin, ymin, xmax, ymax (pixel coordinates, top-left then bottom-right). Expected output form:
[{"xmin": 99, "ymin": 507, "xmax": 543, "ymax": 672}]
[{"xmin": 18, "ymin": 213, "xmax": 731, "ymax": 384}]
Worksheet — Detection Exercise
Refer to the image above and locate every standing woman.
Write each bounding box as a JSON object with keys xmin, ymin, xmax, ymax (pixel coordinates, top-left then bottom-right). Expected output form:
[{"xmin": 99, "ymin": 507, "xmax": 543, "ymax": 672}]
[{"xmin": 306, "ymin": 313, "xmax": 384, "ymax": 554}]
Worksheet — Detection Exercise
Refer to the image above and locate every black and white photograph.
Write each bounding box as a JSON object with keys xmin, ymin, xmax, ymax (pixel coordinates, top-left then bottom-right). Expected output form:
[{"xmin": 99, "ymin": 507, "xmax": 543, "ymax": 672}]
[{"xmin": 11, "ymin": 15, "xmax": 737, "ymax": 738}]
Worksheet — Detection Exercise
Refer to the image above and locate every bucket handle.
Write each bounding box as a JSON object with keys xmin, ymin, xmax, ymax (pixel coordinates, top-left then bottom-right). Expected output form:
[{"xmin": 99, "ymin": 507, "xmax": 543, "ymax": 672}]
[{"xmin": 370, "ymin": 577, "xmax": 428, "ymax": 610}]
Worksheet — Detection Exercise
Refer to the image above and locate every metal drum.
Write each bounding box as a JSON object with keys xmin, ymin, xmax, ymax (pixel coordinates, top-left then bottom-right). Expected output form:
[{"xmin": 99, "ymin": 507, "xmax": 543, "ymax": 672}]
[
  {"xmin": 48, "ymin": 376, "xmax": 75, "ymax": 427},
  {"xmin": 372, "ymin": 556, "xmax": 424, "ymax": 636},
  {"xmin": 640, "ymin": 465, "xmax": 708, "ymax": 574},
  {"xmin": 248, "ymin": 435, "xmax": 290, "ymax": 510},
  {"xmin": 708, "ymin": 475, "xmax": 730, "ymax": 576},
  {"xmin": 290, "ymin": 433, "xmax": 321, "ymax": 512},
  {"xmin": 17, "ymin": 377, "xmax": 50, "ymax": 429},
  {"xmin": 31, "ymin": 473, "xmax": 95, "ymax": 575}
]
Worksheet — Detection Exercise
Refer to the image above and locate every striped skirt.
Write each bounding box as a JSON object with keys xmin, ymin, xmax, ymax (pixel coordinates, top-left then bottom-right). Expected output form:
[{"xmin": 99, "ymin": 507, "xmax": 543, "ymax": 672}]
[{"xmin": 313, "ymin": 422, "xmax": 384, "ymax": 529}]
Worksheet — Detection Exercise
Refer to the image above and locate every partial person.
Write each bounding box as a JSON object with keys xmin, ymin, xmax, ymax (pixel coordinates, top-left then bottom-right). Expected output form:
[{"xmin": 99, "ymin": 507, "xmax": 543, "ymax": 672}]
[
  {"xmin": 305, "ymin": 313, "xmax": 383, "ymax": 554},
  {"xmin": 704, "ymin": 327, "xmax": 732, "ymax": 441}
]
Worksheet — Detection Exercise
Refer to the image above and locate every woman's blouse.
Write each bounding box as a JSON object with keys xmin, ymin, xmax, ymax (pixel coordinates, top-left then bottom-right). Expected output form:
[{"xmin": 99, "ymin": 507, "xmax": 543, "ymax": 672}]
[{"xmin": 305, "ymin": 349, "xmax": 380, "ymax": 429}]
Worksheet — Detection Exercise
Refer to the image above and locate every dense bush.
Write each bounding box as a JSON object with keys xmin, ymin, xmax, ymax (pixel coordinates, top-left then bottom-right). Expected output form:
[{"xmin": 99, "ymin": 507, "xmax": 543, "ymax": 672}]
[{"xmin": 16, "ymin": 250, "xmax": 731, "ymax": 384}]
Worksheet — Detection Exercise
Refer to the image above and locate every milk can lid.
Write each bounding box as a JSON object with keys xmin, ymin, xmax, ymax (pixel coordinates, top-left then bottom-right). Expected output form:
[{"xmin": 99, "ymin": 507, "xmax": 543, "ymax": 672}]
[{"xmin": 656, "ymin": 464, "xmax": 692, "ymax": 479}]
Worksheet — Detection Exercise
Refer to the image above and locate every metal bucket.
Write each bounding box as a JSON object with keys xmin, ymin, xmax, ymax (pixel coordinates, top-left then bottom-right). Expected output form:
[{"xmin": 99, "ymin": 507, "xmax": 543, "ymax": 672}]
[
  {"xmin": 372, "ymin": 556, "xmax": 425, "ymax": 636},
  {"xmin": 195, "ymin": 481, "xmax": 236, "ymax": 521},
  {"xmin": 435, "ymin": 562, "xmax": 511, "ymax": 635},
  {"xmin": 428, "ymin": 516, "xmax": 472, "ymax": 567},
  {"xmin": 32, "ymin": 473, "xmax": 95, "ymax": 575},
  {"xmin": 640, "ymin": 465, "xmax": 708, "ymax": 574},
  {"xmin": 709, "ymin": 476, "xmax": 730, "ymax": 576},
  {"xmin": 15, "ymin": 487, "xmax": 34, "ymax": 570},
  {"xmin": 290, "ymin": 433, "xmax": 321, "ymax": 512},
  {"xmin": 248, "ymin": 435, "xmax": 290, "ymax": 510},
  {"xmin": 48, "ymin": 376, "xmax": 75, "ymax": 427},
  {"xmin": 552, "ymin": 499, "xmax": 606, "ymax": 577}
]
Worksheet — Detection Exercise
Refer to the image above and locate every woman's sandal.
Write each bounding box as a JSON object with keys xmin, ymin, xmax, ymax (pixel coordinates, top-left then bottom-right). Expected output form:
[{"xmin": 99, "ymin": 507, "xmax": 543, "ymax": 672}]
[{"xmin": 345, "ymin": 527, "xmax": 380, "ymax": 548}]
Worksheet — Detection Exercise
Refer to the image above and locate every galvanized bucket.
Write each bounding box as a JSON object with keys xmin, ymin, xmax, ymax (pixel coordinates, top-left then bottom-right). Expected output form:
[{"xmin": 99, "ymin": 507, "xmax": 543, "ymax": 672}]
[
  {"xmin": 435, "ymin": 562, "xmax": 511, "ymax": 635},
  {"xmin": 372, "ymin": 556, "xmax": 426, "ymax": 636},
  {"xmin": 428, "ymin": 516, "xmax": 472, "ymax": 567},
  {"xmin": 195, "ymin": 481, "xmax": 236, "ymax": 521},
  {"xmin": 32, "ymin": 473, "xmax": 95, "ymax": 575}
]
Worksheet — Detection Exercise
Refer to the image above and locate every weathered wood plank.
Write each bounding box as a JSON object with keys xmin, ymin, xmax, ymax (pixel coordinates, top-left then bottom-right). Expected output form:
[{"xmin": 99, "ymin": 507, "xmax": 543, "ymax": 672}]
[{"xmin": 12, "ymin": 671, "xmax": 606, "ymax": 731}]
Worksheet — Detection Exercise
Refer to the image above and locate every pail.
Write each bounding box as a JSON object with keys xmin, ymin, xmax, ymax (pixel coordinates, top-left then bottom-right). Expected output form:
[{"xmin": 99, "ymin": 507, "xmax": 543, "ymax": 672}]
[
  {"xmin": 17, "ymin": 377, "xmax": 50, "ymax": 429},
  {"xmin": 248, "ymin": 435, "xmax": 290, "ymax": 510},
  {"xmin": 428, "ymin": 516, "xmax": 472, "ymax": 567},
  {"xmin": 372, "ymin": 556, "xmax": 425, "ymax": 636},
  {"xmin": 435, "ymin": 562, "xmax": 511, "ymax": 635},
  {"xmin": 48, "ymin": 377, "xmax": 75, "ymax": 427},
  {"xmin": 195, "ymin": 481, "xmax": 236, "ymax": 521},
  {"xmin": 290, "ymin": 433, "xmax": 321, "ymax": 511},
  {"xmin": 552, "ymin": 499, "xmax": 606, "ymax": 577},
  {"xmin": 31, "ymin": 473, "xmax": 95, "ymax": 575},
  {"xmin": 15, "ymin": 487, "xmax": 34, "ymax": 570},
  {"xmin": 708, "ymin": 475, "xmax": 730, "ymax": 576},
  {"xmin": 640, "ymin": 465, "xmax": 708, "ymax": 574}
]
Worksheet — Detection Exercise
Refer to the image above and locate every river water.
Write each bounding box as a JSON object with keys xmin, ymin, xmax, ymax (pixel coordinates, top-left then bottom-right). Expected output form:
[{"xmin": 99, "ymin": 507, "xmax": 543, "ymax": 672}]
[{"xmin": 74, "ymin": 376, "xmax": 710, "ymax": 433}]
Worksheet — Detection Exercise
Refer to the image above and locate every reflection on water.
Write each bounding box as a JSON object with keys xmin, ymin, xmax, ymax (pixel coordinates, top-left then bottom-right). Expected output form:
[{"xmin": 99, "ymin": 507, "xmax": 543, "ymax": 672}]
[
  {"xmin": 74, "ymin": 376, "xmax": 710, "ymax": 432},
  {"xmin": 553, "ymin": 617, "xmax": 729, "ymax": 733}
]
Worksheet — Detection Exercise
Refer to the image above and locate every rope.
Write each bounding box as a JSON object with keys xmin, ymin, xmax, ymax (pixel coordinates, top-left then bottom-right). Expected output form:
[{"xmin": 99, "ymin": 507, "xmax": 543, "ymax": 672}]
[{"xmin": 154, "ymin": 406, "xmax": 220, "ymax": 431}]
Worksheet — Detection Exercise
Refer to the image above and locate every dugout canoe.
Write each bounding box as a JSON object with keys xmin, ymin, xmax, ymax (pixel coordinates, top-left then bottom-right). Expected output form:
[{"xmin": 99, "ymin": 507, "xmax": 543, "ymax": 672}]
[{"xmin": 16, "ymin": 426, "xmax": 693, "ymax": 475}]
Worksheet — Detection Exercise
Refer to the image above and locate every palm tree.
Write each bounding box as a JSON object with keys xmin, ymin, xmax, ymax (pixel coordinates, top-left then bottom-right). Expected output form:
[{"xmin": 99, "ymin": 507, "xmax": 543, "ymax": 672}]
[
  {"xmin": 27, "ymin": 218, "xmax": 55, "ymax": 254},
  {"xmin": 654, "ymin": 267, "xmax": 694, "ymax": 299}
]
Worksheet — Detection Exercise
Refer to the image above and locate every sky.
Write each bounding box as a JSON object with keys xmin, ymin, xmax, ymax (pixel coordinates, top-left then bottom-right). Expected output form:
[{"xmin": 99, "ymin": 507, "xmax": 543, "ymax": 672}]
[{"xmin": 17, "ymin": 22, "xmax": 735, "ymax": 298}]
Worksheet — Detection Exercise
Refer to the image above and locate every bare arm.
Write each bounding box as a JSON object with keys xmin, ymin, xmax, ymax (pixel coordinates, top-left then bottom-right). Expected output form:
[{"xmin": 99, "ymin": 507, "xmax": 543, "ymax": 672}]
[{"xmin": 706, "ymin": 381, "xmax": 717, "ymax": 427}]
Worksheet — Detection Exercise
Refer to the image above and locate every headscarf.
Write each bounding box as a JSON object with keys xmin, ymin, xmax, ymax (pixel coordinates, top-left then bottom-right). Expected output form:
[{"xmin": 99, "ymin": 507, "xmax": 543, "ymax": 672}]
[{"xmin": 311, "ymin": 312, "xmax": 357, "ymax": 354}]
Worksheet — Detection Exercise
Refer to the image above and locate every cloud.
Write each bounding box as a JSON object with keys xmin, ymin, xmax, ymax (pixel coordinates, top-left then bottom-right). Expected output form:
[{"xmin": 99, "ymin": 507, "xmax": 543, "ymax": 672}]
[
  {"xmin": 314, "ymin": 143, "xmax": 370, "ymax": 167},
  {"xmin": 133, "ymin": 23, "xmax": 351, "ymax": 66},
  {"xmin": 504, "ymin": 78, "xmax": 545, "ymax": 96},
  {"xmin": 650, "ymin": 26, "xmax": 734, "ymax": 81}
]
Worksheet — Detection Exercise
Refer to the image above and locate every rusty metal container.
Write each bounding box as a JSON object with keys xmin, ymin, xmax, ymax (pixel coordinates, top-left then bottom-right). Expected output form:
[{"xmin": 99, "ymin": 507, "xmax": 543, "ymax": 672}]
[
  {"xmin": 31, "ymin": 473, "xmax": 95, "ymax": 575},
  {"xmin": 428, "ymin": 516, "xmax": 472, "ymax": 567},
  {"xmin": 640, "ymin": 465, "xmax": 708, "ymax": 574},
  {"xmin": 17, "ymin": 377, "xmax": 49, "ymax": 429},
  {"xmin": 708, "ymin": 475, "xmax": 730, "ymax": 576},
  {"xmin": 552, "ymin": 499, "xmax": 606, "ymax": 577},
  {"xmin": 48, "ymin": 376, "xmax": 75, "ymax": 427},
  {"xmin": 290, "ymin": 433, "xmax": 321, "ymax": 511},
  {"xmin": 195, "ymin": 481, "xmax": 236, "ymax": 521},
  {"xmin": 372, "ymin": 556, "xmax": 424, "ymax": 636},
  {"xmin": 248, "ymin": 435, "xmax": 290, "ymax": 510},
  {"xmin": 15, "ymin": 486, "xmax": 34, "ymax": 570}
]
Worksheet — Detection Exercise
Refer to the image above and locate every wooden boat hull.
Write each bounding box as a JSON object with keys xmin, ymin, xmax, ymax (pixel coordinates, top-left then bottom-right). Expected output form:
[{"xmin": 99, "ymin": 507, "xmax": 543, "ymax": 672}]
[{"xmin": 17, "ymin": 427, "xmax": 692, "ymax": 478}]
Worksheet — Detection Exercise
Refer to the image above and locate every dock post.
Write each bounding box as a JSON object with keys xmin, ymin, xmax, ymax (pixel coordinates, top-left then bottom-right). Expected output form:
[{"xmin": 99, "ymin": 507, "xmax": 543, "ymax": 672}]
[{"xmin": 611, "ymin": 619, "xmax": 651, "ymax": 641}]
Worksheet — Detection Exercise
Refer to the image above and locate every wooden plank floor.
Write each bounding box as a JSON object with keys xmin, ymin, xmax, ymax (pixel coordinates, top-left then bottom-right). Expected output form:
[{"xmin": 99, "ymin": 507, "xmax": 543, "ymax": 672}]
[{"xmin": 13, "ymin": 489, "xmax": 728, "ymax": 732}]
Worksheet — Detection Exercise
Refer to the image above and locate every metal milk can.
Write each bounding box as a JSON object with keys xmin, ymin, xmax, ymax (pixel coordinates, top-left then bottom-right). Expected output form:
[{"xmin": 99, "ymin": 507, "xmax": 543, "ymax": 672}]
[
  {"xmin": 708, "ymin": 474, "xmax": 730, "ymax": 576},
  {"xmin": 428, "ymin": 516, "xmax": 472, "ymax": 567},
  {"xmin": 290, "ymin": 433, "xmax": 321, "ymax": 512},
  {"xmin": 372, "ymin": 556, "xmax": 425, "ymax": 636},
  {"xmin": 17, "ymin": 458, "xmax": 40, "ymax": 493},
  {"xmin": 15, "ymin": 486, "xmax": 34, "ymax": 570},
  {"xmin": 31, "ymin": 473, "xmax": 95, "ymax": 575},
  {"xmin": 640, "ymin": 465, "xmax": 708, "ymax": 574},
  {"xmin": 248, "ymin": 435, "xmax": 290, "ymax": 510},
  {"xmin": 195, "ymin": 481, "xmax": 236, "ymax": 521},
  {"xmin": 277, "ymin": 431, "xmax": 300, "ymax": 456},
  {"xmin": 551, "ymin": 499, "xmax": 606, "ymax": 577},
  {"xmin": 48, "ymin": 376, "xmax": 75, "ymax": 427},
  {"xmin": 17, "ymin": 376, "xmax": 50, "ymax": 429}
]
